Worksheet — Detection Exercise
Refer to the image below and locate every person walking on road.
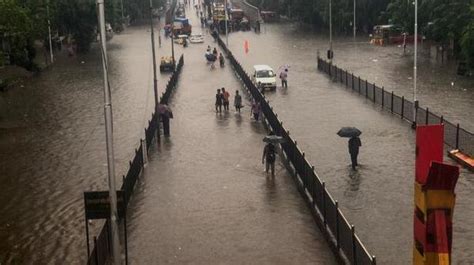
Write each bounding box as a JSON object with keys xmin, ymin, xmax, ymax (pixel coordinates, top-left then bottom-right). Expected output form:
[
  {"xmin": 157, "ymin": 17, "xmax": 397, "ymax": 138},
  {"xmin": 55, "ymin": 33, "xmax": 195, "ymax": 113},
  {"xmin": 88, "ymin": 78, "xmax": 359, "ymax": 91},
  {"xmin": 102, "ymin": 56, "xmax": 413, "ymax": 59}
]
[
  {"xmin": 262, "ymin": 142, "xmax": 276, "ymax": 176},
  {"xmin": 234, "ymin": 90, "xmax": 242, "ymax": 113},
  {"xmin": 348, "ymin": 136, "xmax": 362, "ymax": 170},
  {"xmin": 215, "ymin": 89, "xmax": 223, "ymax": 113},
  {"xmin": 251, "ymin": 100, "xmax": 261, "ymax": 121},
  {"xmin": 222, "ymin": 88, "xmax": 230, "ymax": 111},
  {"xmin": 279, "ymin": 69, "xmax": 288, "ymax": 88}
]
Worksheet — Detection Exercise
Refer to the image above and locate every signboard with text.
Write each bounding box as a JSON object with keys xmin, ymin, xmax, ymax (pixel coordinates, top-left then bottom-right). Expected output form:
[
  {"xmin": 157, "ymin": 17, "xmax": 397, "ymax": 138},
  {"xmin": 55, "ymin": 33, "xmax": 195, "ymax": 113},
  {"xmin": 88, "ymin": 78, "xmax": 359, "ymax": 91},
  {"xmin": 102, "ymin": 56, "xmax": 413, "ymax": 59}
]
[{"xmin": 84, "ymin": 191, "xmax": 126, "ymax": 220}]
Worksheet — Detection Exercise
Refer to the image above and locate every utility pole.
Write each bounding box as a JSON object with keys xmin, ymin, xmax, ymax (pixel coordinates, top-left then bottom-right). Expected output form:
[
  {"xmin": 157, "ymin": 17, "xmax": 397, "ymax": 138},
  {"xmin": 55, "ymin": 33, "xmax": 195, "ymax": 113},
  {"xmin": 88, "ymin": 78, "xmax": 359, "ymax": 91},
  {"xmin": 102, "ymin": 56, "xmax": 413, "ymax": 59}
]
[
  {"xmin": 121, "ymin": 0, "xmax": 125, "ymax": 24},
  {"xmin": 329, "ymin": 0, "xmax": 333, "ymax": 65},
  {"xmin": 225, "ymin": 0, "xmax": 229, "ymax": 46},
  {"xmin": 149, "ymin": 0, "xmax": 160, "ymax": 140},
  {"xmin": 353, "ymin": 0, "xmax": 356, "ymax": 39},
  {"xmin": 97, "ymin": 0, "xmax": 121, "ymax": 264},
  {"xmin": 47, "ymin": 0, "xmax": 54, "ymax": 63},
  {"xmin": 413, "ymin": 0, "xmax": 418, "ymax": 127}
]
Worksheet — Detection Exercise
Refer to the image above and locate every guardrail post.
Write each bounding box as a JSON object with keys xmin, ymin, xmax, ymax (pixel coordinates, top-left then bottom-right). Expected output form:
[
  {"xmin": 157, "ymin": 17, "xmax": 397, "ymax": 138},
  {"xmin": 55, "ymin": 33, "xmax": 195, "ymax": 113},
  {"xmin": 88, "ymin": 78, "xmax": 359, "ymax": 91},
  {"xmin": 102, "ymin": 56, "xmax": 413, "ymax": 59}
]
[
  {"xmin": 365, "ymin": 80, "xmax": 368, "ymax": 98},
  {"xmin": 425, "ymin": 108, "xmax": 429, "ymax": 125},
  {"xmin": 401, "ymin": 96, "xmax": 405, "ymax": 119},
  {"xmin": 390, "ymin": 91, "xmax": 394, "ymax": 113},
  {"xmin": 351, "ymin": 74, "xmax": 354, "ymax": 90},
  {"xmin": 335, "ymin": 200, "xmax": 340, "ymax": 249},
  {"xmin": 93, "ymin": 236, "xmax": 99, "ymax": 265},
  {"xmin": 322, "ymin": 182, "xmax": 326, "ymax": 226},
  {"xmin": 351, "ymin": 225, "xmax": 357, "ymax": 265},
  {"xmin": 373, "ymin": 83, "xmax": 376, "ymax": 102},
  {"xmin": 455, "ymin": 124, "xmax": 460, "ymax": 149},
  {"xmin": 311, "ymin": 166, "xmax": 316, "ymax": 207},
  {"xmin": 381, "ymin": 87, "xmax": 385, "ymax": 107},
  {"xmin": 293, "ymin": 140, "xmax": 298, "ymax": 176},
  {"xmin": 358, "ymin": 76, "xmax": 361, "ymax": 94},
  {"xmin": 345, "ymin": 70, "xmax": 348, "ymax": 87},
  {"xmin": 141, "ymin": 139, "xmax": 147, "ymax": 165},
  {"xmin": 302, "ymin": 152, "xmax": 306, "ymax": 187}
]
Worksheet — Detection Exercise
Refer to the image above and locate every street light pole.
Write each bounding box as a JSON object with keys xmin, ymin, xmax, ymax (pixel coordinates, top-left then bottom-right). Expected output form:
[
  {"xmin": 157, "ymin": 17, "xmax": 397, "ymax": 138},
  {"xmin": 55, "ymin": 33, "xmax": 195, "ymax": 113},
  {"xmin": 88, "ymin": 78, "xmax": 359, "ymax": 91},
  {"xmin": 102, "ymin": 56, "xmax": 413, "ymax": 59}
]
[
  {"xmin": 329, "ymin": 0, "xmax": 333, "ymax": 64},
  {"xmin": 413, "ymin": 0, "xmax": 418, "ymax": 127},
  {"xmin": 353, "ymin": 0, "xmax": 356, "ymax": 39},
  {"xmin": 149, "ymin": 0, "xmax": 160, "ymax": 140},
  {"xmin": 97, "ymin": 0, "xmax": 121, "ymax": 264},
  {"xmin": 47, "ymin": 0, "xmax": 54, "ymax": 63},
  {"xmin": 225, "ymin": 0, "xmax": 228, "ymax": 46}
]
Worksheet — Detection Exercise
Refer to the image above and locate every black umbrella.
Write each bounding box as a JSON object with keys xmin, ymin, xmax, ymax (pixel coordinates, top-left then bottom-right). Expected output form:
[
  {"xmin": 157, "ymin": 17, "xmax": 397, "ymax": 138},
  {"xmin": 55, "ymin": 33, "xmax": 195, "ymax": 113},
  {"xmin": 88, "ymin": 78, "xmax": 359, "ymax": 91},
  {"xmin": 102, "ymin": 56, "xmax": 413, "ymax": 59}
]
[
  {"xmin": 337, "ymin": 127, "xmax": 362, "ymax": 138},
  {"xmin": 263, "ymin": 135, "xmax": 285, "ymax": 144}
]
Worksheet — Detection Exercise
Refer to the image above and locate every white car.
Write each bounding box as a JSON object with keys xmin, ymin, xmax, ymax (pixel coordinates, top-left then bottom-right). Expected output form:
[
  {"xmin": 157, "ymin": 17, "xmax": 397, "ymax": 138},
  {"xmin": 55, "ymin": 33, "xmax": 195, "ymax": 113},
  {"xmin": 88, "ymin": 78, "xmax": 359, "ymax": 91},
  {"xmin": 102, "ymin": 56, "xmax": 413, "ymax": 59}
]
[
  {"xmin": 189, "ymin": 33, "xmax": 204, "ymax": 43},
  {"xmin": 252, "ymin": 65, "xmax": 277, "ymax": 90}
]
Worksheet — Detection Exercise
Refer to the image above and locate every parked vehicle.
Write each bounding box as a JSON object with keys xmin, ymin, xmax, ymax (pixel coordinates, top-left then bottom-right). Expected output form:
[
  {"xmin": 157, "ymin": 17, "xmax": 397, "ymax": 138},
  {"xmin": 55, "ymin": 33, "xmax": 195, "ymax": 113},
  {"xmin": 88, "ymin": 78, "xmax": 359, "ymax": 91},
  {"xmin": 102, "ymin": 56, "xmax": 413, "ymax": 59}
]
[
  {"xmin": 370, "ymin": 24, "xmax": 421, "ymax": 45},
  {"xmin": 189, "ymin": 33, "xmax": 204, "ymax": 43},
  {"xmin": 174, "ymin": 34, "xmax": 189, "ymax": 45},
  {"xmin": 160, "ymin": 56, "xmax": 175, "ymax": 72},
  {"xmin": 172, "ymin": 17, "xmax": 192, "ymax": 36},
  {"xmin": 260, "ymin": 11, "xmax": 278, "ymax": 22},
  {"xmin": 252, "ymin": 65, "xmax": 277, "ymax": 90},
  {"xmin": 230, "ymin": 9, "xmax": 244, "ymax": 21}
]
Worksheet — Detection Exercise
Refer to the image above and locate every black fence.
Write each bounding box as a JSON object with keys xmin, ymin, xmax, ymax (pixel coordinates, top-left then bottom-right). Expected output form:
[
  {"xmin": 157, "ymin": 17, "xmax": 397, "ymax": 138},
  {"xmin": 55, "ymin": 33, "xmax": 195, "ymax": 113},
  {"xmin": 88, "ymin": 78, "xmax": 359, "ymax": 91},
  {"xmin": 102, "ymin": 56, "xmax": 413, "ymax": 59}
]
[
  {"xmin": 216, "ymin": 36, "xmax": 376, "ymax": 265},
  {"xmin": 86, "ymin": 54, "xmax": 184, "ymax": 265},
  {"xmin": 318, "ymin": 58, "xmax": 474, "ymax": 158}
]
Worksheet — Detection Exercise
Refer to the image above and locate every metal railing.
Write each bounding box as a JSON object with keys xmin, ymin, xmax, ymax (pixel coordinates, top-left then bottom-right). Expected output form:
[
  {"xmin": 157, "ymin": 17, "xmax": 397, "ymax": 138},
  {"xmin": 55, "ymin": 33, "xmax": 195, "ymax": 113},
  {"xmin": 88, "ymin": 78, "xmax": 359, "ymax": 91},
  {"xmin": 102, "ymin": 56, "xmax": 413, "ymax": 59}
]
[
  {"xmin": 217, "ymin": 36, "xmax": 376, "ymax": 265},
  {"xmin": 318, "ymin": 58, "xmax": 474, "ymax": 158},
  {"xmin": 86, "ymin": 55, "xmax": 184, "ymax": 265}
]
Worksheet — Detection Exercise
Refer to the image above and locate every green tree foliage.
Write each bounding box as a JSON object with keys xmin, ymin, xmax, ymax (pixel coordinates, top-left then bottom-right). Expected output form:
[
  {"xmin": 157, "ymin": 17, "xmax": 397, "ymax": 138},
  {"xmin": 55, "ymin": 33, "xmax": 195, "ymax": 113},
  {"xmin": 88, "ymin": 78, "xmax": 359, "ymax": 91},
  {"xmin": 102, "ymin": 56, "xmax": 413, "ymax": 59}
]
[
  {"xmin": 460, "ymin": 4, "xmax": 474, "ymax": 67},
  {"xmin": 126, "ymin": 0, "xmax": 165, "ymax": 21},
  {"xmin": 56, "ymin": 0, "xmax": 97, "ymax": 52},
  {"xmin": 0, "ymin": 0, "xmax": 36, "ymax": 69}
]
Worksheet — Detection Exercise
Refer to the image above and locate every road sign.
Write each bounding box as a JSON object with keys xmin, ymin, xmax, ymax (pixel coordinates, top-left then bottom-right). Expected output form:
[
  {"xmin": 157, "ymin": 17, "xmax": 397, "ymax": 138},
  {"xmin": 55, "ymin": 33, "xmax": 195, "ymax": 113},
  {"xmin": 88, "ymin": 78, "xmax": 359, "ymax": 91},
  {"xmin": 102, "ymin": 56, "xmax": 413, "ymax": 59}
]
[{"xmin": 84, "ymin": 191, "xmax": 126, "ymax": 220}]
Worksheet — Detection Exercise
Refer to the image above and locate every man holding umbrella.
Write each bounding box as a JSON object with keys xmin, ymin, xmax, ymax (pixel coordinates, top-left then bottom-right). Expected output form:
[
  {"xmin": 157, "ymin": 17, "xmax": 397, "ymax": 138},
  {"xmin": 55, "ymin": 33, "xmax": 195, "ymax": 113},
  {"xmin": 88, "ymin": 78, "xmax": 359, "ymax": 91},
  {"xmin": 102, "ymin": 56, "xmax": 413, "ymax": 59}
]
[
  {"xmin": 348, "ymin": 136, "xmax": 362, "ymax": 170},
  {"xmin": 337, "ymin": 127, "xmax": 362, "ymax": 170},
  {"xmin": 262, "ymin": 132, "xmax": 285, "ymax": 177}
]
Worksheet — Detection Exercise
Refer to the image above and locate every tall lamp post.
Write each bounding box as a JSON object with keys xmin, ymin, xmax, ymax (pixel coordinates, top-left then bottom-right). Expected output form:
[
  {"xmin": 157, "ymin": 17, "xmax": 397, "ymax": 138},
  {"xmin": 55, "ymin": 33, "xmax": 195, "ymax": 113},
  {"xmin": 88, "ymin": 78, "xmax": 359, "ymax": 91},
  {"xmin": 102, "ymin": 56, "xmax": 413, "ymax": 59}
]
[
  {"xmin": 225, "ymin": 0, "xmax": 229, "ymax": 46},
  {"xmin": 353, "ymin": 0, "xmax": 356, "ymax": 38},
  {"xmin": 328, "ymin": 0, "xmax": 333, "ymax": 76},
  {"xmin": 413, "ymin": 0, "xmax": 418, "ymax": 127},
  {"xmin": 97, "ymin": 0, "xmax": 121, "ymax": 264},
  {"xmin": 47, "ymin": 0, "xmax": 54, "ymax": 63},
  {"xmin": 149, "ymin": 0, "xmax": 160, "ymax": 140}
]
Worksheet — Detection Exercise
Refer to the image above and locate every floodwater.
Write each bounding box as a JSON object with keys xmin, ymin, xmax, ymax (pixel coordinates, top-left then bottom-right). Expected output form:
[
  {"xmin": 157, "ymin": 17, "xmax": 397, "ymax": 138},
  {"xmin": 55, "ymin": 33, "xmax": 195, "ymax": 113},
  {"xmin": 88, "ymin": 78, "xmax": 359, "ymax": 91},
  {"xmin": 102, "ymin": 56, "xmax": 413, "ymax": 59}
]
[
  {"xmin": 126, "ymin": 17, "xmax": 336, "ymax": 263},
  {"xmin": 225, "ymin": 23, "xmax": 474, "ymax": 264},
  {"xmin": 0, "ymin": 5, "xmax": 473, "ymax": 265},
  {"xmin": 0, "ymin": 23, "xmax": 166, "ymax": 264}
]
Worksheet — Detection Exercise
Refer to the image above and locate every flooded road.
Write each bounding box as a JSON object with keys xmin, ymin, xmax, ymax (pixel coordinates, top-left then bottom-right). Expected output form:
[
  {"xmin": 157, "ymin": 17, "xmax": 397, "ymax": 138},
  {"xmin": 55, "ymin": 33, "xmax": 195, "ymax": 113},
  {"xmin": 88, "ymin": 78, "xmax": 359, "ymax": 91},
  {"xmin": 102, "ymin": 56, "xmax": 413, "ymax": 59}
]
[
  {"xmin": 0, "ymin": 5, "xmax": 472, "ymax": 264},
  {"xmin": 126, "ymin": 20, "xmax": 336, "ymax": 263},
  {"xmin": 225, "ymin": 23, "xmax": 474, "ymax": 264},
  {"xmin": 0, "ymin": 23, "xmax": 169, "ymax": 263}
]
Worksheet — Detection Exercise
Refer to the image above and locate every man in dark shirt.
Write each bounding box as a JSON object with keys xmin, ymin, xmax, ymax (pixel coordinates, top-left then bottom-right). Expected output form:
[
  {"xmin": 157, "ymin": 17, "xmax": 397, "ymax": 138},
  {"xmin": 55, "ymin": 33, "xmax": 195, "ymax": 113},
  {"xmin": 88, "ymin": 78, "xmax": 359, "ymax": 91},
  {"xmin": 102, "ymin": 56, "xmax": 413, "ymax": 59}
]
[{"xmin": 348, "ymin": 136, "xmax": 362, "ymax": 170}]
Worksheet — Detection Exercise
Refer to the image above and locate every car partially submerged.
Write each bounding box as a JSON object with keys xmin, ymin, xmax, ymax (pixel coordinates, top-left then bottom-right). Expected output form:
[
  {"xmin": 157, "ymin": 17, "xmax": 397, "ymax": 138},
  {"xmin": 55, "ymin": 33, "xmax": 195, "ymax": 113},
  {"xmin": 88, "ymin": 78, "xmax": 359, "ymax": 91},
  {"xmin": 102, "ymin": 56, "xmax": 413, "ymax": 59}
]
[
  {"xmin": 252, "ymin": 65, "xmax": 277, "ymax": 90},
  {"xmin": 173, "ymin": 34, "xmax": 189, "ymax": 45},
  {"xmin": 160, "ymin": 56, "xmax": 175, "ymax": 72},
  {"xmin": 189, "ymin": 33, "xmax": 204, "ymax": 43}
]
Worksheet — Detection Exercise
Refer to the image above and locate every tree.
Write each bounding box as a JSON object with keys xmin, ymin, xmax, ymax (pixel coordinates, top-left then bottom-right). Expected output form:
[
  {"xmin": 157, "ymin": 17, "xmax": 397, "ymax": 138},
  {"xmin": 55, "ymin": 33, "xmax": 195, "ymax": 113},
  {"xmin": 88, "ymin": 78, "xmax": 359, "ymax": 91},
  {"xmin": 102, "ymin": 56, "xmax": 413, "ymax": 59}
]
[
  {"xmin": 56, "ymin": 0, "xmax": 97, "ymax": 52},
  {"xmin": 460, "ymin": 4, "xmax": 474, "ymax": 68},
  {"xmin": 0, "ymin": 0, "xmax": 36, "ymax": 69}
]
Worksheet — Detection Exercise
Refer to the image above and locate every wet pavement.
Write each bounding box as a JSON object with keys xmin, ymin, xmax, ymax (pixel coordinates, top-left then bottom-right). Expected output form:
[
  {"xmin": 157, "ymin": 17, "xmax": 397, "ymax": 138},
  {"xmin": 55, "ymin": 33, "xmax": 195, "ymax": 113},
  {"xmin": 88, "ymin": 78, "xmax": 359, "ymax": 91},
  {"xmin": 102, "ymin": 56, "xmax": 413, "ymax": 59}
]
[
  {"xmin": 224, "ymin": 23, "xmax": 474, "ymax": 264},
  {"xmin": 126, "ymin": 12, "xmax": 337, "ymax": 265}
]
